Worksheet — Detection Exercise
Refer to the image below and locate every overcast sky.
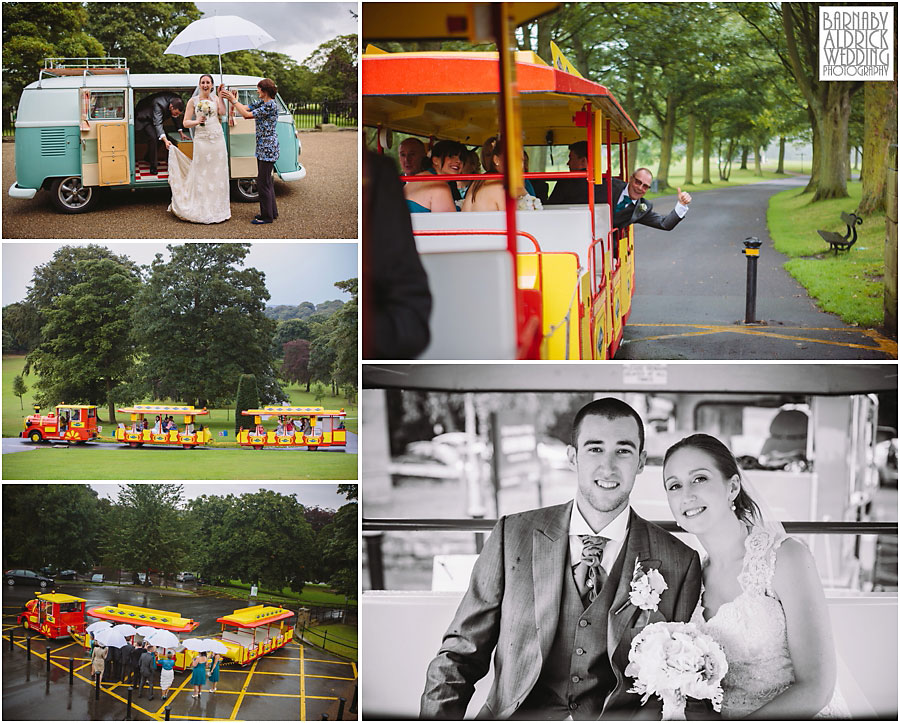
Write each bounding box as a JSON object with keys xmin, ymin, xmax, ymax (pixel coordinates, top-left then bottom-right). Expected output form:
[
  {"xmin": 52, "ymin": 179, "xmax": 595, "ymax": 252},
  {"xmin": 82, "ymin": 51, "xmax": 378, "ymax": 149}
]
[
  {"xmin": 89, "ymin": 482, "xmax": 350, "ymax": 510},
  {"xmin": 194, "ymin": 2, "xmax": 358, "ymax": 65},
  {"xmin": 1, "ymin": 242, "xmax": 357, "ymax": 307}
]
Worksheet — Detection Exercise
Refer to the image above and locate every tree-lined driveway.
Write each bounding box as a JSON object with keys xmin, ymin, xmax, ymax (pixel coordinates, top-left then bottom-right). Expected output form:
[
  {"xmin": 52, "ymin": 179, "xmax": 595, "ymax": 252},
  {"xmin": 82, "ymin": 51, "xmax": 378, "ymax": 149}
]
[{"xmin": 617, "ymin": 177, "xmax": 897, "ymax": 360}]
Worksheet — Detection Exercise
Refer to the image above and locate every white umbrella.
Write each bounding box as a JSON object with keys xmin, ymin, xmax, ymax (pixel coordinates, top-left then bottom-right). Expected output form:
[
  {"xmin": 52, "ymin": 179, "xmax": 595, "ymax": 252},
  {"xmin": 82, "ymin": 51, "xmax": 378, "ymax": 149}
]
[
  {"xmin": 182, "ymin": 638, "xmax": 206, "ymax": 652},
  {"xmin": 111, "ymin": 624, "xmax": 138, "ymax": 637},
  {"xmin": 95, "ymin": 628, "xmax": 128, "ymax": 648},
  {"xmin": 147, "ymin": 630, "xmax": 180, "ymax": 649},
  {"xmin": 164, "ymin": 15, "xmax": 275, "ymax": 83},
  {"xmin": 135, "ymin": 626, "xmax": 158, "ymax": 637},
  {"xmin": 86, "ymin": 621, "xmax": 112, "ymax": 634},
  {"xmin": 201, "ymin": 639, "xmax": 228, "ymax": 654}
]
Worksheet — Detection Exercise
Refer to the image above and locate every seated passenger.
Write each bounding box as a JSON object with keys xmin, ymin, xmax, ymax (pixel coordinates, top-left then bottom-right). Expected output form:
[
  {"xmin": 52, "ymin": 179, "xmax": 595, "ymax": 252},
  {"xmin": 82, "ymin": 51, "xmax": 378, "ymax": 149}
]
[
  {"xmin": 142, "ymin": 418, "xmax": 150, "ymax": 430},
  {"xmin": 523, "ymin": 150, "xmax": 548, "ymax": 203},
  {"xmin": 545, "ymin": 140, "xmax": 604, "ymax": 205},
  {"xmin": 275, "ymin": 420, "xmax": 284, "ymax": 435},
  {"xmin": 255, "ymin": 424, "xmax": 265, "ymax": 436},
  {"xmin": 154, "ymin": 415, "xmax": 162, "ymax": 433},
  {"xmin": 301, "ymin": 418, "xmax": 313, "ymax": 435},
  {"xmin": 462, "ymin": 136, "xmax": 506, "ymax": 212},
  {"xmin": 455, "ymin": 147, "xmax": 481, "ymax": 207},
  {"xmin": 403, "ymin": 139, "xmax": 462, "ymax": 213},
  {"xmin": 285, "ymin": 419, "xmax": 295, "ymax": 435},
  {"xmin": 398, "ymin": 137, "xmax": 429, "ymax": 177}
]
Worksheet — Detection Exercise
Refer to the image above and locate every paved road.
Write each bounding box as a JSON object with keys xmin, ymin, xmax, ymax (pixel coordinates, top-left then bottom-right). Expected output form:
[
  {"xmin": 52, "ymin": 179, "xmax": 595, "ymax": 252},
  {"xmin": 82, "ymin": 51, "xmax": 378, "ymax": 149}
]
[
  {"xmin": 2, "ymin": 130, "xmax": 358, "ymax": 239},
  {"xmin": 2, "ymin": 431, "xmax": 358, "ymax": 455},
  {"xmin": 616, "ymin": 177, "xmax": 897, "ymax": 359}
]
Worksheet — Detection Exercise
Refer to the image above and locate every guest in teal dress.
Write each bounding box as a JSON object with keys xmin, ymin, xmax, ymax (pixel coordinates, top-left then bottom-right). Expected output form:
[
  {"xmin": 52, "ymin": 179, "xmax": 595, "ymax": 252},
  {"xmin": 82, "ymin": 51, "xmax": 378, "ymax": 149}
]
[
  {"xmin": 207, "ymin": 653, "xmax": 221, "ymax": 693},
  {"xmin": 190, "ymin": 652, "xmax": 208, "ymax": 698}
]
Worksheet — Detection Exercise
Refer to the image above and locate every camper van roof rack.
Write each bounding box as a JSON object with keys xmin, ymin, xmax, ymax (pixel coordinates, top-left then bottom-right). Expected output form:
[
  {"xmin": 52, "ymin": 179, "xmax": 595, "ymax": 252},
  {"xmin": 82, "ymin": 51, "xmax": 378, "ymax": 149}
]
[{"xmin": 39, "ymin": 57, "xmax": 129, "ymax": 87}]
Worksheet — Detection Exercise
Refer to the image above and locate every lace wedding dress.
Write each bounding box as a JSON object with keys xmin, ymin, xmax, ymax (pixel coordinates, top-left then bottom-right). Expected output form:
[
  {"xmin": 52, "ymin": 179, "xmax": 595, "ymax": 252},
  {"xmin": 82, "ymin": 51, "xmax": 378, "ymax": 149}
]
[
  {"xmin": 693, "ymin": 527, "xmax": 849, "ymax": 719},
  {"xmin": 167, "ymin": 108, "xmax": 231, "ymax": 224}
]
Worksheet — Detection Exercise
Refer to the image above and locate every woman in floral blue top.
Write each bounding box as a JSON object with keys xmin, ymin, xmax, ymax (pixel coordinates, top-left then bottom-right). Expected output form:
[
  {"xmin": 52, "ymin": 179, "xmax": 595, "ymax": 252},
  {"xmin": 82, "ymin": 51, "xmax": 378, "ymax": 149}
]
[{"xmin": 223, "ymin": 78, "xmax": 281, "ymax": 224}]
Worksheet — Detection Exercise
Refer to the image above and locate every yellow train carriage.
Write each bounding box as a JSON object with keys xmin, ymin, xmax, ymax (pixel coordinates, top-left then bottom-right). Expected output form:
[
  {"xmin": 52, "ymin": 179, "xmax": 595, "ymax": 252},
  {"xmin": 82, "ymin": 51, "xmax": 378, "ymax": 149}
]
[
  {"xmin": 114, "ymin": 404, "xmax": 212, "ymax": 449},
  {"xmin": 214, "ymin": 605, "xmax": 295, "ymax": 666},
  {"xmin": 237, "ymin": 406, "xmax": 347, "ymax": 450}
]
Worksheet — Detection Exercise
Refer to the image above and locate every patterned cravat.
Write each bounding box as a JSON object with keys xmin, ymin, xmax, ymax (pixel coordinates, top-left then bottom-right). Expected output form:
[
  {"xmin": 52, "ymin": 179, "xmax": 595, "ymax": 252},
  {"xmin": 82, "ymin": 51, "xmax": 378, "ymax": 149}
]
[
  {"xmin": 614, "ymin": 196, "xmax": 633, "ymax": 213},
  {"xmin": 575, "ymin": 535, "xmax": 609, "ymax": 604}
]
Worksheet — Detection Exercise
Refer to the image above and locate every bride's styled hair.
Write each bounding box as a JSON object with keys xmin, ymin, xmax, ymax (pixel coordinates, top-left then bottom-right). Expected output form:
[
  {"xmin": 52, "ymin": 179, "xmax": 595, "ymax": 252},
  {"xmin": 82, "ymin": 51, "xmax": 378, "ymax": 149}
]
[
  {"xmin": 664, "ymin": 433, "xmax": 762, "ymax": 528},
  {"xmin": 198, "ymin": 74, "xmax": 215, "ymax": 86}
]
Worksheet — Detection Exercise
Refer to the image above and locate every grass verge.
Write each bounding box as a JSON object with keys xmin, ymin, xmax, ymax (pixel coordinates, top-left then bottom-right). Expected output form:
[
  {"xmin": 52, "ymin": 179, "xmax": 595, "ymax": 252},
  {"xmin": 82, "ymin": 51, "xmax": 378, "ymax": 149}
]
[
  {"xmin": 301, "ymin": 622, "xmax": 358, "ymax": 661},
  {"xmin": 1, "ymin": 446, "xmax": 357, "ymax": 480},
  {"xmin": 203, "ymin": 580, "xmax": 356, "ymax": 607},
  {"xmin": 767, "ymin": 182, "xmax": 886, "ymax": 327}
]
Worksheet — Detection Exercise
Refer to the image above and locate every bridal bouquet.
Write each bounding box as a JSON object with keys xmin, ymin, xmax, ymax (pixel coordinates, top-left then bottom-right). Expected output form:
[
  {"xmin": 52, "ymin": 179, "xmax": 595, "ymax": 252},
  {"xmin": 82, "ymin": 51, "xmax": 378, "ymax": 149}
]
[
  {"xmin": 196, "ymin": 98, "xmax": 216, "ymax": 126},
  {"xmin": 625, "ymin": 621, "xmax": 728, "ymax": 721},
  {"xmin": 516, "ymin": 193, "xmax": 543, "ymax": 210}
]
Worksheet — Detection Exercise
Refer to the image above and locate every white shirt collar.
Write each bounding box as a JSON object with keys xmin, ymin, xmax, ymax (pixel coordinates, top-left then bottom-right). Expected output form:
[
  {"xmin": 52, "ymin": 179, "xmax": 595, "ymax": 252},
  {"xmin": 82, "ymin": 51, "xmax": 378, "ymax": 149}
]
[{"xmin": 568, "ymin": 500, "xmax": 630, "ymax": 542}]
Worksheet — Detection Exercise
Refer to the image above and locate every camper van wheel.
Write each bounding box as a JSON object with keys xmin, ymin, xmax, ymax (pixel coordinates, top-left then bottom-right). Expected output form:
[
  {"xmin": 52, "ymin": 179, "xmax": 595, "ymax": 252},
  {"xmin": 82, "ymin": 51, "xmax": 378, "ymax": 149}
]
[
  {"xmin": 28, "ymin": 430, "xmax": 43, "ymax": 444},
  {"xmin": 50, "ymin": 177, "xmax": 98, "ymax": 213},
  {"xmin": 232, "ymin": 178, "xmax": 259, "ymax": 201}
]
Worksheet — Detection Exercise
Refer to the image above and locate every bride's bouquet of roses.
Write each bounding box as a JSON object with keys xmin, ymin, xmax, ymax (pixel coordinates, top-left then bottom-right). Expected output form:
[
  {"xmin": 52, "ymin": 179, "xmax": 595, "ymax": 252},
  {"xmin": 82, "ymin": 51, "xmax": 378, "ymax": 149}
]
[
  {"xmin": 196, "ymin": 99, "xmax": 216, "ymax": 126},
  {"xmin": 625, "ymin": 621, "xmax": 728, "ymax": 721}
]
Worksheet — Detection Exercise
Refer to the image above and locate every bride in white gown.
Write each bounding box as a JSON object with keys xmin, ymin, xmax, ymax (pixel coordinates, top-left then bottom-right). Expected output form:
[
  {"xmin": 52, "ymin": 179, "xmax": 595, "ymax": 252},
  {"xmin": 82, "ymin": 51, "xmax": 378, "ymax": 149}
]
[
  {"xmin": 165, "ymin": 73, "xmax": 231, "ymax": 223},
  {"xmin": 662, "ymin": 434, "xmax": 849, "ymax": 720}
]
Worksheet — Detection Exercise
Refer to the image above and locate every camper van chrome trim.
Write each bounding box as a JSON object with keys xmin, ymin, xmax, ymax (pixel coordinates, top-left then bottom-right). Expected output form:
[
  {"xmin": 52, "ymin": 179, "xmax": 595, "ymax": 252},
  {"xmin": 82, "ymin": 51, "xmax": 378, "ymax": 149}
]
[
  {"xmin": 8, "ymin": 184, "xmax": 37, "ymax": 200},
  {"xmin": 14, "ymin": 121, "xmax": 81, "ymax": 128},
  {"xmin": 278, "ymin": 168, "xmax": 307, "ymax": 182}
]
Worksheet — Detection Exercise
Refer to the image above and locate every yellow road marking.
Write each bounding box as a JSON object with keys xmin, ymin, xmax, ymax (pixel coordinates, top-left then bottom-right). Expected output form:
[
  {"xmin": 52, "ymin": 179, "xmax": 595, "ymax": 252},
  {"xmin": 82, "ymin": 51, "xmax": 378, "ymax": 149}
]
[
  {"xmin": 305, "ymin": 657, "xmax": 354, "ymax": 666},
  {"xmin": 229, "ymin": 658, "xmax": 259, "ymax": 720},
  {"xmin": 627, "ymin": 323, "xmax": 898, "ymax": 355},
  {"xmin": 300, "ymin": 642, "xmax": 307, "ymax": 721},
  {"xmin": 305, "ymin": 674, "xmax": 356, "ymax": 681}
]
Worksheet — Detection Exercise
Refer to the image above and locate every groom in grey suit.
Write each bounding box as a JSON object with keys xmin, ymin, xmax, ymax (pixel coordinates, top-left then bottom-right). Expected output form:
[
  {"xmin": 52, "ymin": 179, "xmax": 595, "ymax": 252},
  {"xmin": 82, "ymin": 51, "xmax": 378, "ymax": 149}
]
[{"xmin": 421, "ymin": 398, "xmax": 702, "ymax": 720}]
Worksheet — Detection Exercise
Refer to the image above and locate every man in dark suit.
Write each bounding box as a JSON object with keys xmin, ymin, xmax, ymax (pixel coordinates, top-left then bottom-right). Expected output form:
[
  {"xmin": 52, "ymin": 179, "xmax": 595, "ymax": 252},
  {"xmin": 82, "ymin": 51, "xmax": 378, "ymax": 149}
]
[
  {"xmin": 547, "ymin": 142, "xmax": 692, "ymax": 232},
  {"xmin": 421, "ymin": 398, "xmax": 702, "ymax": 720},
  {"xmin": 134, "ymin": 92, "xmax": 186, "ymax": 174},
  {"xmin": 119, "ymin": 640, "xmax": 134, "ymax": 683}
]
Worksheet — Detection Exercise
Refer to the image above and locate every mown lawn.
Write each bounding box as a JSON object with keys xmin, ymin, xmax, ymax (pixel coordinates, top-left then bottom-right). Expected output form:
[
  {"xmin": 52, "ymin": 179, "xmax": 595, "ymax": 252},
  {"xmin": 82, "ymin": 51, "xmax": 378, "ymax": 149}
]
[
  {"xmin": 302, "ymin": 622, "xmax": 358, "ymax": 661},
  {"xmin": 767, "ymin": 182, "xmax": 887, "ymax": 327},
  {"xmin": 2, "ymin": 445, "xmax": 357, "ymax": 480},
  {"xmin": 2, "ymin": 354, "xmax": 357, "ymax": 441},
  {"xmin": 203, "ymin": 580, "xmax": 356, "ymax": 607}
]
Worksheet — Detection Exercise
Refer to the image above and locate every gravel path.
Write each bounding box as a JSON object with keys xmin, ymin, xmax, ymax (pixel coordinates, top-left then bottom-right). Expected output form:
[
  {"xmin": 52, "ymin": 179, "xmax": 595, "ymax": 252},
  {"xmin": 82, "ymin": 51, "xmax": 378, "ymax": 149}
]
[{"xmin": 2, "ymin": 130, "xmax": 358, "ymax": 239}]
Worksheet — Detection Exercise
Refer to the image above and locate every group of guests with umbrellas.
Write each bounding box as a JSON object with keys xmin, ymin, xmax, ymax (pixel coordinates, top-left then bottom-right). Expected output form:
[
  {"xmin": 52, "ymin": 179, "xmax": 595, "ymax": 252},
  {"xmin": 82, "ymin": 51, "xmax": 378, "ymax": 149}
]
[{"xmin": 87, "ymin": 620, "xmax": 225, "ymax": 700}]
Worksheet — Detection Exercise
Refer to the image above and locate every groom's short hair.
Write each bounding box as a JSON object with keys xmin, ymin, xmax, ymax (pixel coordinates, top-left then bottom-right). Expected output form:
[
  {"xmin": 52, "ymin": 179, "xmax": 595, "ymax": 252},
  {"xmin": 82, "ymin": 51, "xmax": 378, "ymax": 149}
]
[
  {"xmin": 571, "ymin": 397, "xmax": 645, "ymax": 452},
  {"xmin": 169, "ymin": 97, "xmax": 185, "ymax": 112}
]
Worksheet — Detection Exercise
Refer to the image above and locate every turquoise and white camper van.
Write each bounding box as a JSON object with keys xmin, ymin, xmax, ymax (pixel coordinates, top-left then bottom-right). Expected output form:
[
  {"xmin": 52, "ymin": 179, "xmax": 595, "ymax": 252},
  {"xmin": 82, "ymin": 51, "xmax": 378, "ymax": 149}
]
[{"xmin": 8, "ymin": 58, "xmax": 306, "ymax": 213}]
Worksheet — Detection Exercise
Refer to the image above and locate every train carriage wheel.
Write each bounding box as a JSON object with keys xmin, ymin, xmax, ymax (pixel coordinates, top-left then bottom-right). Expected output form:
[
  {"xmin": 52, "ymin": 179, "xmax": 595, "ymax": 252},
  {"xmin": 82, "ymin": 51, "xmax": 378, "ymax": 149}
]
[
  {"xmin": 129, "ymin": 442, "xmax": 140, "ymax": 448},
  {"xmin": 28, "ymin": 430, "xmax": 43, "ymax": 443},
  {"xmin": 253, "ymin": 444, "xmax": 263, "ymax": 450}
]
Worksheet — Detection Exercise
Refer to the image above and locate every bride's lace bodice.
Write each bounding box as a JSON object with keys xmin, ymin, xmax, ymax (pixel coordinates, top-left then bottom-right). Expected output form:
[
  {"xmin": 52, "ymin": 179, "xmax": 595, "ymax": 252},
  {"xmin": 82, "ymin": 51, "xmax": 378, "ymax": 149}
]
[
  {"xmin": 693, "ymin": 528, "xmax": 847, "ymax": 719},
  {"xmin": 692, "ymin": 528, "xmax": 793, "ymax": 719}
]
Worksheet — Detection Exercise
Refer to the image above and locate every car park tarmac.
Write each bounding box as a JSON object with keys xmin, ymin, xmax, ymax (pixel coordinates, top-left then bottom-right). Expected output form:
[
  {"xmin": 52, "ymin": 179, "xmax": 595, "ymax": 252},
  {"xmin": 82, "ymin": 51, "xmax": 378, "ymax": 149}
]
[{"xmin": 2, "ymin": 584, "xmax": 357, "ymax": 720}]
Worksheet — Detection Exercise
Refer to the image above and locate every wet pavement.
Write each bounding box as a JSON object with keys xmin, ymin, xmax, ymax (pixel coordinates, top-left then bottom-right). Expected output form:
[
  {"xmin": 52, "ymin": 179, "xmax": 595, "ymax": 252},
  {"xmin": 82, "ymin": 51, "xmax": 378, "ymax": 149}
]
[
  {"xmin": 3, "ymin": 584, "xmax": 357, "ymax": 720},
  {"xmin": 2, "ymin": 432, "xmax": 358, "ymax": 456}
]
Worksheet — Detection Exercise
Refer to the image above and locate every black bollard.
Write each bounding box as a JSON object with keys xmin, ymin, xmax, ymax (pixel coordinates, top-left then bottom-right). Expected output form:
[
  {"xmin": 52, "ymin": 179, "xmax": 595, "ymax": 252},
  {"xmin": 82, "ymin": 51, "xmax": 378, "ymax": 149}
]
[
  {"xmin": 350, "ymin": 684, "xmax": 358, "ymax": 713},
  {"xmin": 26, "ymin": 635, "xmax": 31, "ymax": 659},
  {"xmin": 9, "ymin": 629, "xmax": 13, "ymax": 651},
  {"xmin": 69, "ymin": 658, "xmax": 74, "ymax": 684},
  {"xmin": 126, "ymin": 686, "xmax": 134, "ymax": 719},
  {"xmin": 165, "ymin": 706, "xmax": 171, "ymax": 721},
  {"xmin": 742, "ymin": 237, "xmax": 762, "ymax": 324},
  {"xmin": 95, "ymin": 672, "xmax": 100, "ymax": 699},
  {"xmin": 46, "ymin": 643, "xmax": 51, "ymax": 671},
  {"xmin": 337, "ymin": 696, "xmax": 346, "ymax": 720}
]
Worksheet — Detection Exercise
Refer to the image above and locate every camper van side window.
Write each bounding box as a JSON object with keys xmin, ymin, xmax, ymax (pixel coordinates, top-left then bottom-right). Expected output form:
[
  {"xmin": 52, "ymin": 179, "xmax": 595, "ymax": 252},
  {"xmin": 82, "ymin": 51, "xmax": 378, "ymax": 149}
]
[{"xmin": 90, "ymin": 91, "xmax": 125, "ymax": 120}]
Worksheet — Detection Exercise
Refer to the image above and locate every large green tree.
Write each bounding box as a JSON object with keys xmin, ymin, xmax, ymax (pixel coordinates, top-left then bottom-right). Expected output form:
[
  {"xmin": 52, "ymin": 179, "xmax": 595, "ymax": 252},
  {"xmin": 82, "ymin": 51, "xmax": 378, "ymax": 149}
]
[
  {"xmin": 303, "ymin": 34, "xmax": 358, "ymax": 103},
  {"xmin": 108, "ymin": 484, "xmax": 188, "ymax": 582},
  {"xmin": 187, "ymin": 490, "xmax": 316, "ymax": 591},
  {"xmin": 132, "ymin": 243, "xmax": 283, "ymax": 407},
  {"xmin": 25, "ymin": 251, "xmax": 141, "ymax": 421},
  {"xmin": 2, "ymin": 301, "xmax": 42, "ymax": 354},
  {"xmin": 2, "ymin": 484, "xmax": 101, "ymax": 571},
  {"xmin": 317, "ymin": 500, "xmax": 357, "ymax": 598}
]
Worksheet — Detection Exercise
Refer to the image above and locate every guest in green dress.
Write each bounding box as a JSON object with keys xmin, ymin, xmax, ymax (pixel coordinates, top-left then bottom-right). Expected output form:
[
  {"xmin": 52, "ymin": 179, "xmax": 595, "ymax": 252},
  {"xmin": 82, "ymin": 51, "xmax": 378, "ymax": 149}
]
[
  {"xmin": 207, "ymin": 653, "xmax": 221, "ymax": 692},
  {"xmin": 190, "ymin": 652, "xmax": 207, "ymax": 698}
]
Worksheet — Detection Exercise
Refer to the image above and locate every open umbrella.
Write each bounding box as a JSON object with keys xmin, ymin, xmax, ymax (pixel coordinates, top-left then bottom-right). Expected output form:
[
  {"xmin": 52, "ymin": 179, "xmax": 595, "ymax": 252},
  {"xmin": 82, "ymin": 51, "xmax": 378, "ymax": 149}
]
[
  {"xmin": 111, "ymin": 624, "xmax": 138, "ymax": 637},
  {"xmin": 201, "ymin": 639, "xmax": 228, "ymax": 654},
  {"xmin": 147, "ymin": 630, "xmax": 179, "ymax": 650},
  {"xmin": 182, "ymin": 638, "xmax": 206, "ymax": 652},
  {"xmin": 86, "ymin": 621, "xmax": 112, "ymax": 635},
  {"xmin": 95, "ymin": 628, "xmax": 127, "ymax": 648},
  {"xmin": 164, "ymin": 15, "xmax": 275, "ymax": 84},
  {"xmin": 135, "ymin": 626, "xmax": 159, "ymax": 637}
]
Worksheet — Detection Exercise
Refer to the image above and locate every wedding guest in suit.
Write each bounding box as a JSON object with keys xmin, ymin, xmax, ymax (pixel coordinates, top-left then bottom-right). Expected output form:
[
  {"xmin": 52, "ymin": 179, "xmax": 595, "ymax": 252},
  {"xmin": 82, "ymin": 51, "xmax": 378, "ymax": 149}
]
[
  {"xmin": 547, "ymin": 142, "xmax": 691, "ymax": 232},
  {"xmin": 399, "ymin": 137, "xmax": 430, "ymax": 177},
  {"xmin": 421, "ymin": 397, "xmax": 702, "ymax": 720}
]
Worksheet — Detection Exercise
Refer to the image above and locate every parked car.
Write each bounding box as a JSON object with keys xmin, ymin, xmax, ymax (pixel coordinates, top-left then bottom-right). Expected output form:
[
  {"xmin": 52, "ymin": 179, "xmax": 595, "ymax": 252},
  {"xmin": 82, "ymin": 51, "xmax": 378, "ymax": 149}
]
[
  {"xmin": 90, "ymin": 573, "xmax": 104, "ymax": 583},
  {"xmin": 4, "ymin": 569, "xmax": 54, "ymax": 588},
  {"xmin": 181, "ymin": 573, "xmax": 196, "ymax": 583},
  {"xmin": 56, "ymin": 570, "xmax": 77, "ymax": 580}
]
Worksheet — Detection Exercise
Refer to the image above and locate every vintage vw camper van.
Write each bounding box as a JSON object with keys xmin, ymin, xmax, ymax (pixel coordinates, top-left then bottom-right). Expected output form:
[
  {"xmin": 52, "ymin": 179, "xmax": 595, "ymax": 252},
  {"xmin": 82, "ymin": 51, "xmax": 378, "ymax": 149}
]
[{"xmin": 8, "ymin": 58, "xmax": 306, "ymax": 213}]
